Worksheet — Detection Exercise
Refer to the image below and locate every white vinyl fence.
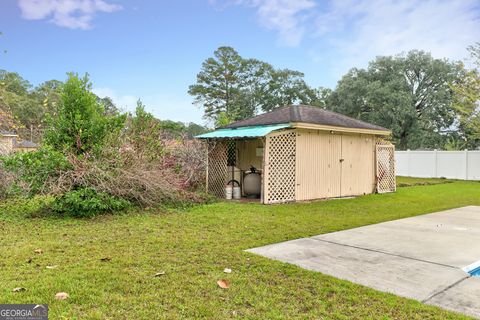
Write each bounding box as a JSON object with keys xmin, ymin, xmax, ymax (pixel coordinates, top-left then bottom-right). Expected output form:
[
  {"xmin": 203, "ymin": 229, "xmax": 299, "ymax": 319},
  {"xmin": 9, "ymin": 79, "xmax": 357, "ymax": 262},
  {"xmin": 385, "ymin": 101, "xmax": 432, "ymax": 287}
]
[{"xmin": 395, "ymin": 150, "xmax": 480, "ymax": 180}]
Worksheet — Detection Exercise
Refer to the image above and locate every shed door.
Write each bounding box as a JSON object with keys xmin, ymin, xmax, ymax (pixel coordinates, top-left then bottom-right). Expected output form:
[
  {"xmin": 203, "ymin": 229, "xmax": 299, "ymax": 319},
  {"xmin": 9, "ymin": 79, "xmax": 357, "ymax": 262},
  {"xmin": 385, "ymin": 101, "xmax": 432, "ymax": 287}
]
[
  {"xmin": 296, "ymin": 131, "xmax": 375, "ymax": 201},
  {"xmin": 296, "ymin": 131, "xmax": 342, "ymax": 200},
  {"xmin": 340, "ymin": 134, "xmax": 375, "ymax": 196}
]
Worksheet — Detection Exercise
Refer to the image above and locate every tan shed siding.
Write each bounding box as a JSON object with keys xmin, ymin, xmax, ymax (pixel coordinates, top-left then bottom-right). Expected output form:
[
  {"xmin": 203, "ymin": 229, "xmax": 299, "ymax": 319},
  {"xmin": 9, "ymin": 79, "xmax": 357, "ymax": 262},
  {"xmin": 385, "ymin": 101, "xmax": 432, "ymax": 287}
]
[
  {"xmin": 14, "ymin": 147, "xmax": 37, "ymax": 153},
  {"xmin": 340, "ymin": 133, "xmax": 376, "ymax": 196},
  {"xmin": 295, "ymin": 129, "xmax": 376, "ymax": 201},
  {"xmin": 295, "ymin": 129, "xmax": 342, "ymax": 200},
  {"xmin": 0, "ymin": 136, "xmax": 14, "ymax": 154},
  {"xmin": 236, "ymin": 139, "xmax": 263, "ymax": 171}
]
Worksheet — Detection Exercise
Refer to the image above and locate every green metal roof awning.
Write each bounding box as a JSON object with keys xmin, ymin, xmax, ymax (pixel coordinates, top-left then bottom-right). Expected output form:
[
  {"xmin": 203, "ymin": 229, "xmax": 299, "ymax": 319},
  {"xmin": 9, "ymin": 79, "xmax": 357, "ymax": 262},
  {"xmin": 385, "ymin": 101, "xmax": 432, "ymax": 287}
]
[{"xmin": 195, "ymin": 124, "xmax": 290, "ymax": 139}]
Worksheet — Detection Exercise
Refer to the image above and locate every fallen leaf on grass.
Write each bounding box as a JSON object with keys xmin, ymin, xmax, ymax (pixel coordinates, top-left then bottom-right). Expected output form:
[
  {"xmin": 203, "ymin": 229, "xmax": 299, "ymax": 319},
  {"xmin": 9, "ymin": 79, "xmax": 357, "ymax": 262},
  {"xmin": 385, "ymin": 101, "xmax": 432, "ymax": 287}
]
[
  {"xmin": 46, "ymin": 265, "xmax": 58, "ymax": 269},
  {"xmin": 100, "ymin": 257, "xmax": 111, "ymax": 262},
  {"xmin": 154, "ymin": 271, "xmax": 165, "ymax": 277},
  {"xmin": 217, "ymin": 279, "xmax": 230, "ymax": 289},
  {"xmin": 12, "ymin": 287, "xmax": 26, "ymax": 292},
  {"xmin": 55, "ymin": 292, "xmax": 69, "ymax": 300},
  {"xmin": 223, "ymin": 268, "xmax": 232, "ymax": 274},
  {"xmin": 34, "ymin": 249, "xmax": 43, "ymax": 254}
]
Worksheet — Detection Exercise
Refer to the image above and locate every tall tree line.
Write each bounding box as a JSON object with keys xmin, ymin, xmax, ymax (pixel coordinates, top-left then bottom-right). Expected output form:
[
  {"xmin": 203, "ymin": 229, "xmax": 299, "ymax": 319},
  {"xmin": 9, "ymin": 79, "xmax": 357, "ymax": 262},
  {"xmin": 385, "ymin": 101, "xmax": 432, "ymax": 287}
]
[
  {"xmin": 327, "ymin": 51, "xmax": 465, "ymax": 150},
  {"xmin": 0, "ymin": 70, "xmax": 62, "ymax": 137},
  {"xmin": 190, "ymin": 46, "xmax": 480, "ymax": 150},
  {"xmin": 0, "ymin": 71, "xmax": 207, "ymax": 140},
  {"xmin": 188, "ymin": 46, "xmax": 328, "ymax": 127}
]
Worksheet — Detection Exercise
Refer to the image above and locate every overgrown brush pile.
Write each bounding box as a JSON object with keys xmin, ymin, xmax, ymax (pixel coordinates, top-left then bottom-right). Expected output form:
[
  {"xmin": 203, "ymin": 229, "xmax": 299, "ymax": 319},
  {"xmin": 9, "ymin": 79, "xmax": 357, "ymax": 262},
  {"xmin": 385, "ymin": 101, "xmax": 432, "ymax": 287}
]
[{"xmin": 0, "ymin": 74, "xmax": 207, "ymax": 217}]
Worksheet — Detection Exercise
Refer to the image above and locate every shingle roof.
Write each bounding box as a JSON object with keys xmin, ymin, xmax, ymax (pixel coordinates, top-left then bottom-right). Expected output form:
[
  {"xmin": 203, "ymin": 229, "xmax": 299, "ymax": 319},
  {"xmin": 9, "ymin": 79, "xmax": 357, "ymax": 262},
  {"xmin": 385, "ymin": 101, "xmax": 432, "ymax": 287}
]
[{"xmin": 222, "ymin": 105, "xmax": 388, "ymax": 132}]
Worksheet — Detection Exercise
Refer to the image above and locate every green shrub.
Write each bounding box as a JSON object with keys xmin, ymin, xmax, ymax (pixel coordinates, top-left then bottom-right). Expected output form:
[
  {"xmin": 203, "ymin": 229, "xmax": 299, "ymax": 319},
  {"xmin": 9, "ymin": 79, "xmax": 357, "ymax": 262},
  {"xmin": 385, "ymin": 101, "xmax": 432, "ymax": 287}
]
[
  {"xmin": 50, "ymin": 188, "xmax": 131, "ymax": 218},
  {"xmin": 43, "ymin": 73, "xmax": 126, "ymax": 156},
  {"xmin": 0, "ymin": 196, "xmax": 52, "ymax": 220},
  {"xmin": 1, "ymin": 73, "xmax": 207, "ymax": 218},
  {"xmin": 1, "ymin": 147, "xmax": 71, "ymax": 196}
]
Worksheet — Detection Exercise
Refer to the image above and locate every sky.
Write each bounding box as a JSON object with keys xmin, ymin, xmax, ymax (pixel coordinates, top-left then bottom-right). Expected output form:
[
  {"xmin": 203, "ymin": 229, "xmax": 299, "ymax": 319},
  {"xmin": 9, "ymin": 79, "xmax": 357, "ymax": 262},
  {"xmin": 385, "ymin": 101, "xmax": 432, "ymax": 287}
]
[{"xmin": 1, "ymin": 0, "xmax": 479, "ymax": 125}]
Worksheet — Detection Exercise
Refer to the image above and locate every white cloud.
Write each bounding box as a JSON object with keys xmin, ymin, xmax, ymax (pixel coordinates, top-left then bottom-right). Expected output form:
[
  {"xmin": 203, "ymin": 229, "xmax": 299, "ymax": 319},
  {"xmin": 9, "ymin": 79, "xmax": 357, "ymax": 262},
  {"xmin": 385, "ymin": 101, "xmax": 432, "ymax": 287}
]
[
  {"xmin": 218, "ymin": 0, "xmax": 480, "ymax": 75},
  {"xmin": 17, "ymin": 0, "xmax": 122, "ymax": 29},
  {"xmin": 314, "ymin": 0, "xmax": 480, "ymax": 74},
  {"xmin": 214, "ymin": 0, "xmax": 317, "ymax": 46}
]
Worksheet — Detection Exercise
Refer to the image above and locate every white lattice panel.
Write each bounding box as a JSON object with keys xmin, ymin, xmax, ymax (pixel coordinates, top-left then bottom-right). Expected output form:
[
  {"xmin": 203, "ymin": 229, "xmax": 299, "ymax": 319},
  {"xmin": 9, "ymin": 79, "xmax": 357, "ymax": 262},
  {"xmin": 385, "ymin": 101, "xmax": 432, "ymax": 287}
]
[
  {"xmin": 376, "ymin": 144, "xmax": 396, "ymax": 193},
  {"xmin": 207, "ymin": 141, "xmax": 228, "ymax": 198},
  {"xmin": 265, "ymin": 131, "xmax": 296, "ymax": 203}
]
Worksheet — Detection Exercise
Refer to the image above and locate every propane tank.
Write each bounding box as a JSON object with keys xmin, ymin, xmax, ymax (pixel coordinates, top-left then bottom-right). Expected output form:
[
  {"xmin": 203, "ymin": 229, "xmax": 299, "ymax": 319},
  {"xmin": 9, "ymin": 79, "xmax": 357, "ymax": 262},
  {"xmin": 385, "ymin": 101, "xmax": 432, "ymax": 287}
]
[{"xmin": 226, "ymin": 180, "xmax": 241, "ymax": 200}]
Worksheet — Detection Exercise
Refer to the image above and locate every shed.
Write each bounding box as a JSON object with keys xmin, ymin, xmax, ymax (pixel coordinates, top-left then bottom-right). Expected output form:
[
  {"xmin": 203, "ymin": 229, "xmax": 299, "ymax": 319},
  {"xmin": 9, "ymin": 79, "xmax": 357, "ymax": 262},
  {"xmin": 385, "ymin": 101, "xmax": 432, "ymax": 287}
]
[
  {"xmin": 196, "ymin": 105, "xmax": 396, "ymax": 204},
  {"xmin": 0, "ymin": 131, "xmax": 18, "ymax": 155},
  {"xmin": 14, "ymin": 140, "xmax": 39, "ymax": 152},
  {"xmin": 0, "ymin": 131, "xmax": 40, "ymax": 154}
]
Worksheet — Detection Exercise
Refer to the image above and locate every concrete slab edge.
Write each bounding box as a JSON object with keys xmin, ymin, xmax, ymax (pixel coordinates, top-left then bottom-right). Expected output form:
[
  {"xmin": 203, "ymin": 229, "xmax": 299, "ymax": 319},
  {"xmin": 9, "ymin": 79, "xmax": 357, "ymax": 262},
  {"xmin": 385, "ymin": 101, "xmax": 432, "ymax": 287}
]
[{"xmin": 422, "ymin": 276, "xmax": 470, "ymax": 303}]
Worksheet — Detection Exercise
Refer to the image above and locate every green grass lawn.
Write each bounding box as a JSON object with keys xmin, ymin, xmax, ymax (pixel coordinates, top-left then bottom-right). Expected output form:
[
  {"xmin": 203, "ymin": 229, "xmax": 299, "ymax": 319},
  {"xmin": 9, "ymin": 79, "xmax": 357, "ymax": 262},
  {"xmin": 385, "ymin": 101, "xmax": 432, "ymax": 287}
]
[
  {"xmin": 1, "ymin": 179, "xmax": 479, "ymax": 319},
  {"xmin": 396, "ymin": 176, "xmax": 455, "ymax": 187}
]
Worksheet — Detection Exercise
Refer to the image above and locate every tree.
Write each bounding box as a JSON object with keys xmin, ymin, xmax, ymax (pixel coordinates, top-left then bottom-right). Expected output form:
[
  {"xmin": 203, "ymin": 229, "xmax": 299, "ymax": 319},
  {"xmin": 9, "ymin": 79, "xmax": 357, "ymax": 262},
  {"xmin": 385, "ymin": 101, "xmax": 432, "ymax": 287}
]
[
  {"xmin": 189, "ymin": 47, "xmax": 245, "ymax": 124},
  {"xmin": 96, "ymin": 96, "xmax": 120, "ymax": 116},
  {"xmin": 468, "ymin": 42, "xmax": 480, "ymax": 65},
  {"xmin": 450, "ymin": 43, "xmax": 480, "ymax": 149},
  {"xmin": 44, "ymin": 73, "xmax": 125, "ymax": 155},
  {"xmin": 309, "ymin": 87, "xmax": 332, "ymax": 109},
  {"xmin": 0, "ymin": 107, "xmax": 17, "ymax": 131},
  {"xmin": 185, "ymin": 122, "xmax": 208, "ymax": 138},
  {"xmin": 24, "ymin": 80, "xmax": 63, "ymax": 138},
  {"xmin": 233, "ymin": 58, "xmax": 272, "ymax": 120},
  {"xmin": 33, "ymin": 80, "xmax": 63, "ymax": 113},
  {"xmin": 126, "ymin": 99, "xmax": 165, "ymax": 159},
  {"xmin": 158, "ymin": 119, "xmax": 187, "ymax": 136},
  {"xmin": 189, "ymin": 46, "xmax": 317, "ymax": 125},
  {"xmin": 0, "ymin": 71, "xmax": 62, "ymax": 139},
  {"xmin": 258, "ymin": 68, "xmax": 317, "ymax": 112},
  {"xmin": 0, "ymin": 71, "xmax": 37, "ymax": 132},
  {"xmin": 0, "ymin": 70, "xmax": 31, "ymax": 95},
  {"xmin": 328, "ymin": 51, "xmax": 464, "ymax": 150},
  {"xmin": 0, "ymin": 70, "xmax": 123, "ymax": 142}
]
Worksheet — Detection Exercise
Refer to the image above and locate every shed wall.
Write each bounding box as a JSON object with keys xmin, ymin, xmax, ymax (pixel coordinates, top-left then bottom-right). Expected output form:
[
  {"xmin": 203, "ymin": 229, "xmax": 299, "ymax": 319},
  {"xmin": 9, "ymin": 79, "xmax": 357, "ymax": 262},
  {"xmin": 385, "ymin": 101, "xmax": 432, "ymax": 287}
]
[
  {"xmin": 340, "ymin": 133, "xmax": 376, "ymax": 196},
  {"xmin": 295, "ymin": 129, "xmax": 341, "ymax": 200},
  {"xmin": 14, "ymin": 147, "xmax": 37, "ymax": 153},
  {"xmin": 0, "ymin": 136, "xmax": 14, "ymax": 155},
  {"xmin": 236, "ymin": 139, "xmax": 263, "ymax": 171},
  {"xmin": 295, "ymin": 129, "xmax": 376, "ymax": 201}
]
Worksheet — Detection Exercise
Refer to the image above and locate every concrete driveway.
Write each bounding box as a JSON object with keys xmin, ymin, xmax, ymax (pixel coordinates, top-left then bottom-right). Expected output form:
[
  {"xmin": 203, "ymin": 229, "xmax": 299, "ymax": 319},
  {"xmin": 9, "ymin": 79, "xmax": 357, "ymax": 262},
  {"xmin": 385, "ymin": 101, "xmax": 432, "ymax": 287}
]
[{"xmin": 247, "ymin": 206, "xmax": 480, "ymax": 318}]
